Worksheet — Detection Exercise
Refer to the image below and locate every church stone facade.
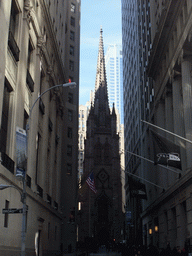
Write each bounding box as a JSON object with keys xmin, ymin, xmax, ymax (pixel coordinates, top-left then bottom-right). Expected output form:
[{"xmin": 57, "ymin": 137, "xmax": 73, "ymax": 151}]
[{"xmin": 78, "ymin": 29, "xmax": 123, "ymax": 247}]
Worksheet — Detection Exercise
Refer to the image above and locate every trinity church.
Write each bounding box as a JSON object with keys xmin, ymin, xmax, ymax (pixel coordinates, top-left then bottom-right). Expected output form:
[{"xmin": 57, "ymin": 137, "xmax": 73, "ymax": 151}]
[{"xmin": 78, "ymin": 28, "xmax": 123, "ymax": 247}]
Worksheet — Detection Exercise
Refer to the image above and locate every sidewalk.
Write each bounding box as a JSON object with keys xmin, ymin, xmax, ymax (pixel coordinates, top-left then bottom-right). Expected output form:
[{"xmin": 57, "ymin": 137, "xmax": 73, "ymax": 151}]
[
  {"xmin": 63, "ymin": 252, "xmax": 87, "ymax": 256},
  {"xmin": 90, "ymin": 253, "xmax": 121, "ymax": 256},
  {"xmin": 63, "ymin": 250, "xmax": 121, "ymax": 256}
]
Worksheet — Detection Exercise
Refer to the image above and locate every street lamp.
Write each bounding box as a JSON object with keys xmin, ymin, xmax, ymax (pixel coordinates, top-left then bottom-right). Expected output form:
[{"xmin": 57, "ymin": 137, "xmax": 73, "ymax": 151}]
[
  {"xmin": 26, "ymin": 82, "xmax": 76, "ymax": 133},
  {"xmin": 0, "ymin": 184, "xmax": 13, "ymax": 190},
  {"xmin": 0, "ymin": 82, "xmax": 76, "ymax": 256},
  {"xmin": 19, "ymin": 81, "xmax": 76, "ymax": 256}
]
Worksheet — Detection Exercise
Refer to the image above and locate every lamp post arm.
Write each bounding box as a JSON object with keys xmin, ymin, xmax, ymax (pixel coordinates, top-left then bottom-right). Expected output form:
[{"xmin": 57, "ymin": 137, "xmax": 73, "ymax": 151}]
[
  {"xmin": 0, "ymin": 184, "xmax": 23, "ymax": 201},
  {"xmin": 26, "ymin": 82, "xmax": 76, "ymax": 132}
]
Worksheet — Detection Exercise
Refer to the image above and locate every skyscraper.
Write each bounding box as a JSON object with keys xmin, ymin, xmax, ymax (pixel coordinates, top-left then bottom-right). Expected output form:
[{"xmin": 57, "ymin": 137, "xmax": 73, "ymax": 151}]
[
  {"xmin": 105, "ymin": 44, "xmax": 124, "ymax": 124},
  {"xmin": 122, "ymin": 0, "xmax": 152, "ymax": 245},
  {"xmin": 122, "ymin": 0, "xmax": 192, "ymax": 250}
]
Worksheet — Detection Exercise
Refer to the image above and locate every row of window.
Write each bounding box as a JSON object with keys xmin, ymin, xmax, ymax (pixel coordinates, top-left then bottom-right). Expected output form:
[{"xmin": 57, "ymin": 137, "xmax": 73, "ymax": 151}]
[
  {"xmin": 69, "ymin": 1, "xmax": 76, "ymax": 74},
  {"xmin": 2, "ymin": 0, "xmax": 76, "ymax": 179}
]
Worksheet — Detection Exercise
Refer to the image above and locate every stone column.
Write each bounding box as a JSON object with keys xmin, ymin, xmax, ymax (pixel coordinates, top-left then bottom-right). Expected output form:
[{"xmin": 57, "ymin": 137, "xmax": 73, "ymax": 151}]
[
  {"xmin": 186, "ymin": 193, "xmax": 192, "ymax": 244},
  {"xmin": 181, "ymin": 58, "xmax": 192, "ymax": 170},
  {"xmin": 172, "ymin": 74, "xmax": 186, "ymax": 170},
  {"xmin": 167, "ymin": 208, "xmax": 177, "ymax": 249},
  {"xmin": 165, "ymin": 87, "xmax": 176, "ymax": 186},
  {"xmin": 165, "ymin": 87, "xmax": 174, "ymax": 140},
  {"xmin": 176, "ymin": 202, "xmax": 187, "ymax": 249},
  {"xmin": 155, "ymin": 99, "xmax": 168, "ymax": 188},
  {"xmin": 155, "ymin": 98, "xmax": 165, "ymax": 130}
]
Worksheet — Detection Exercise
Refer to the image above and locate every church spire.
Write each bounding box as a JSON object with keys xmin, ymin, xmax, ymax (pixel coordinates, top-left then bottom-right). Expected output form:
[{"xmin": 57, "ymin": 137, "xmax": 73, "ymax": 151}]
[{"xmin": 94, "ymin": 27, "xmax": 110, "ymax": 124}]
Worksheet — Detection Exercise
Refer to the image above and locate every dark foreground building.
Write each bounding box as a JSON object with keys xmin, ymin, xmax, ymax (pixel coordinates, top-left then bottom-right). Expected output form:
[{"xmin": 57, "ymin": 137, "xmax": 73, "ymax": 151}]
[{"xmin": 78, "ymin": 28, "xmax": 123, "ymax": 249}]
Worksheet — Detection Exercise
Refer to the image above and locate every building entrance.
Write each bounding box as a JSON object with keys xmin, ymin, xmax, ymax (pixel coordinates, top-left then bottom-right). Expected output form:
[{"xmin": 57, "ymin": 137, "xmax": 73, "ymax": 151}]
[{"xmin": 95, "ymin": 193, "xmax": 110, "ymax": 245}]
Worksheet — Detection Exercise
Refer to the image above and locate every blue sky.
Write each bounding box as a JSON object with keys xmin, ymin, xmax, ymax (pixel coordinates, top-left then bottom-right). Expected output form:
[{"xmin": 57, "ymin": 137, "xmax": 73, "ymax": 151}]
[{"xmin": 79, "ymin": 0, "xmax": 122, "ymax": 105}]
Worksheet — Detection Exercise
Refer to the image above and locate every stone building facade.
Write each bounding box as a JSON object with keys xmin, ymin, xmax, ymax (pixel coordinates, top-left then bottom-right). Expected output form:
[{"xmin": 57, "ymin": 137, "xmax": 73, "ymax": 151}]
[
  {"xmin": 142, "ymin": 0, "xmax": 192, "ymax": 250},
  {"xmin": 0, "ymin": 0, "xmax": 80, "ymax": 255},
  {"xmin": 122, "ymin": 0, "xmax": 192, "ymax": 251}
]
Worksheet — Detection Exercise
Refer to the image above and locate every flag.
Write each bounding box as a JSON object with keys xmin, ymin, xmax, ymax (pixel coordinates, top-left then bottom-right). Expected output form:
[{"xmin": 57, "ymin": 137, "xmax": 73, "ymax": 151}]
[
  {"xmin": 128, "ymin": 175, "xmax": 147, "ymax": 200},
  {"xmin": 151, "ymin": 130, "xmax": 182, "ymax": 170},
  {"xmin": 86, "ymin": 171, "xmax": 97, "ymax": 193}
]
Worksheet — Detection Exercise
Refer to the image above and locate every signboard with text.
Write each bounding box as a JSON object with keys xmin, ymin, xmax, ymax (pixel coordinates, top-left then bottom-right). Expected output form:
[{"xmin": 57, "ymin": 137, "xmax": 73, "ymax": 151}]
[{"xmin": 2, "ymin": 208, "xmax": 23, "ymax": 214}]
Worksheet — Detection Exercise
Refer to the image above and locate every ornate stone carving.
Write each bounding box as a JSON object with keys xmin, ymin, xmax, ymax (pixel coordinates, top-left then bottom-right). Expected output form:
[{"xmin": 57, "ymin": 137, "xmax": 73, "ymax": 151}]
[
  {"xmin": 47, "ymin": 65, "xmax": 54, "ymax": 79},
  {"xmin": 37, "ymin": 35, "xmax": 46, "ymax": 56},
  {"xmin": 24, "ymin": 0, "xmax": 33, "ymax": 24}
]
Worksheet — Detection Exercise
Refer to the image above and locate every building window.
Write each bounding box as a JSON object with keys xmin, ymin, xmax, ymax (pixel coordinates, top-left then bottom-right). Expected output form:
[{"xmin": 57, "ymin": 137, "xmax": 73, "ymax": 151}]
[
  {"xmin": 0, "ymin": 80, "xmax": 12, "ymax": 153},
  {"xmin": 70, "ymin": 45, "xmax": 75, "ymax": 56},
  {"xmin": 70, "ymin": 30, "xmax": 75, "ymax": 41},
  {"xmin": 26, "ymin": 174, "xmax": 31, "ymax": 188},
  {"xmin": 36, "ymin": 133, "xmax": 42, "ymax": 184},
  {"xmin": 27, "ymin": 39, "xmax": 33, "ymax": 70},
  {"xmin": 23, "ymin": 110, "xmax": 29, "ymax": 130},
  {"xmin": 39, "ymin": 69, "xmax": 45, "ymax": 114},
  {"xmin": 48, "ymin": 222, "xmax": 50, "ymax": 239},
  {"xmin": 26, "ymin": 39, "xmax": 34, "ymax": 92},
  {"xmin": 48, "ymin": 118, "xmax": 53, "ymax": 132},
  {"xmin": 67, "ymin": 163, "xmax": 72, "ymax": 176},
  {"xmin": 4, "ymin": 200, "xmax": 9, "ymax": 228},
  {"xmin": 68, "ymin": 109, "xmax": 73, "ymax": 121},
  {"xmin": 55, "ymin": 226, "xmax": 57, "ymax": 240},
  {"xmin": 71, "ymin": 3, "xmax": 76, "ymax": 13},
  {"xmin": 68, "ymin": 127, "xmax": 72, "ymax": 139},
  {"xmin": 47, "ymin": 194, "xmax": 52, "ymax": 205},
  {"xmin": 70, "ymin": 17, "xmax": 75, "ymax": 27},
  {"xmin": 8, "ymin": 0, "xmax": 20, "ymax": 61},
  {"xmin": 68, "ymin": 93, "xmax": 73, "ymax": 104},
  {"xmin": 69, "ymin": 60, "xmax": 74, "ymax": 71},
  {"xmin": 67, "ymin": 145, "xmax": 72, "ymax": 156}
]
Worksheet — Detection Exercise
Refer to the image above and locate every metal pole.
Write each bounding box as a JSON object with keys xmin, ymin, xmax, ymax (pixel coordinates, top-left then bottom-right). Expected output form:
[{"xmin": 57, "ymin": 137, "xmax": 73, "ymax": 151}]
[
  {"xmin": 123, "ymin": 169, "xmax": 164, "ymax": 189},
  {"xmin": 141, "ymin": 119, "xmax": 192, "ymax": 144},
  {"xmin": 21, "ymin": 176, "xmax": 27, "ymax": 256},
  {"xmin": 122, "ymin": 149, "xmax": 181, "ymax": 174}
]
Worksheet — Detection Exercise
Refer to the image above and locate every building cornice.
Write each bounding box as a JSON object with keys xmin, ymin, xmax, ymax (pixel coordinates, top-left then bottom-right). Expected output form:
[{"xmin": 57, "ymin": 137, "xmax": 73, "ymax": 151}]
[
  {"xmin": 147, "ymin": 0, "xmax": 184, "ymax": 79},
  {"xmin": 40, "ymin": 0, "xmax": 67, "ymax": 82},
  {"xmin": 141, "ymin": 169, "xmax": 192, "ymax": 218}
]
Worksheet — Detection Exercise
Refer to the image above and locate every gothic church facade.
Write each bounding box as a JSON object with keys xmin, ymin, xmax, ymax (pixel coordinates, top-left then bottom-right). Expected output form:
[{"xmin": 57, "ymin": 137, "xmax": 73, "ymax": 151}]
[{"xmin": 78, "ymin": 28, "xmax": 123, "ymax": 246}]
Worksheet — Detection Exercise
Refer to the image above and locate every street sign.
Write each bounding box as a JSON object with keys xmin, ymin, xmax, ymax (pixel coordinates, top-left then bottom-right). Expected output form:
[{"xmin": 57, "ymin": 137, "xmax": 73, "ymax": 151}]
[{"xmin": 2, "ymin": 208, "xmax": 23, "ymax": 214}]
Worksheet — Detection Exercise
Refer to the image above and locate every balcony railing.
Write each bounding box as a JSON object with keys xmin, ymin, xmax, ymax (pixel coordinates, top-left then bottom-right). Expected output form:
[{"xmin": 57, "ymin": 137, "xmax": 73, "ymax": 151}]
[{"xmin": 8, "ymin": 30, "xmax": 20, "ymax": 62}]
